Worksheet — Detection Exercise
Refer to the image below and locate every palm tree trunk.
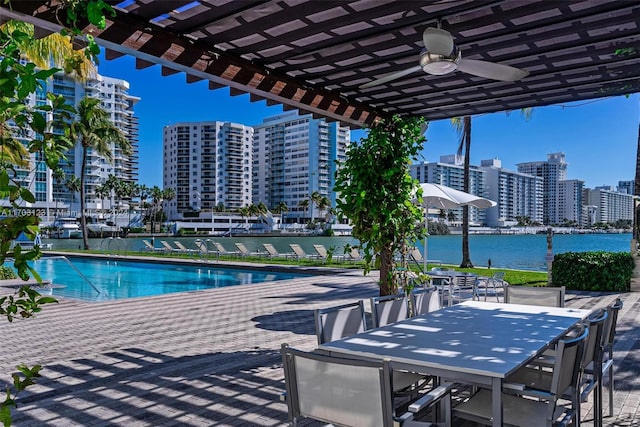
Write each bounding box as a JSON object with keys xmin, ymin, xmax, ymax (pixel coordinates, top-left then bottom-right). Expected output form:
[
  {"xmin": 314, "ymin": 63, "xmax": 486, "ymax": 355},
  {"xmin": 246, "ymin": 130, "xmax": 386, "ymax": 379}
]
[
  {"xmin": 80, "ymin": 149, "xmax": 90, "ymax": 250},
  {"xmin": 460, "ymin": 116, "xmax": 473, "ymax": 268}
]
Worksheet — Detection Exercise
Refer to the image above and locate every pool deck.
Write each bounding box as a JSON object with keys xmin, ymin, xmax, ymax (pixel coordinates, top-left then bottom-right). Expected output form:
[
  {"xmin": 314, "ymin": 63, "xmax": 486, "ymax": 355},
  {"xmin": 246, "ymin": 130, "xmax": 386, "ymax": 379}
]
[{"xmin": 0, "ymin": 257, "xmax": 639, "ymax": 426}]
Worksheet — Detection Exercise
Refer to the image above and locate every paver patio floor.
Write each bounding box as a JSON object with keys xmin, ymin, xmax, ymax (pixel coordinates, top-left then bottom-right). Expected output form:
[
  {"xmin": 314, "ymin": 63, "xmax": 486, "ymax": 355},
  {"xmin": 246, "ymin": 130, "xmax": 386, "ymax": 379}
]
[{"xmin": 1, "ymin": 260, "xmax": 638, "ymax": 426}]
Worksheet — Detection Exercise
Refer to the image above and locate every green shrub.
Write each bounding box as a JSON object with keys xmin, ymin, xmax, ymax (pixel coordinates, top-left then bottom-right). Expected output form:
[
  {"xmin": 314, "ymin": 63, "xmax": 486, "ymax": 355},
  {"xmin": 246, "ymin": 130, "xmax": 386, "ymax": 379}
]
[
  {"xmin": 552, "ymin": 251, "xmax": 634, "ymax": 292},
  {"xmin": 0, "ymin": 266, "xmax": 17, "ymax": 280}
]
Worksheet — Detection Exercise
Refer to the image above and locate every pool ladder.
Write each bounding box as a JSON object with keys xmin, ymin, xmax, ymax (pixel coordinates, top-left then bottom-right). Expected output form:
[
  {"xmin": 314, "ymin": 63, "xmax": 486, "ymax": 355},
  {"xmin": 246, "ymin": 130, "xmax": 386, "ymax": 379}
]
[{"xmin": 42, "ymin": 256, "xmax": 101, "ymax": 296}]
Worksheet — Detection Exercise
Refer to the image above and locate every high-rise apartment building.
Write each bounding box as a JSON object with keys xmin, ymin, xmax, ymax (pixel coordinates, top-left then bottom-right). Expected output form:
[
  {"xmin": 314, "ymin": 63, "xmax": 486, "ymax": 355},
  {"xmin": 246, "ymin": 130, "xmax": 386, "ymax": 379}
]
[
  {"xmin": 410, "ymin": 156, "xmax": 489, "ymax": 226},
  {"xmin": 252, "ymin": 112, "xmax": 350, "ymax": 221},
  {"xmin": 163, "ymin": 122, "xmax": 254, "ymax": 219},
  {"xmin": 618, "ymin": 180, "xmax": 634, "ymax": 195},
  {"xmin": 479, "ymin": 159, "xmax": 543, "ymax": 227},
  {"xmin": 558, "ymin": 179, "xmax": 584, "ymax": 225},
  {"xmin": 585, "ymin": 186, "xmax": 634, "ymax": 224},
  {"xmin": 516, "ymin": 153, "xmax": 568, "ymax": 225},
  {"xmin": 13, "ymin": 72, "xmax": 139, "ymax": 218}
]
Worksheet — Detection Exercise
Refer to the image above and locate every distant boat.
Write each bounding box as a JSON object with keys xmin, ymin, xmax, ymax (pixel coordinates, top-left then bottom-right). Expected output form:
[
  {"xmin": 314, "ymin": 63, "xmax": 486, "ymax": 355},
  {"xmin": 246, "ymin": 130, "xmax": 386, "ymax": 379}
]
[
  {"xmin": 11, "ymin": 232, "xmax": 52, "ymax": 250},
  {"xmin": 51, "ymin": 217, "xmax": 82, "ymax": 239}
]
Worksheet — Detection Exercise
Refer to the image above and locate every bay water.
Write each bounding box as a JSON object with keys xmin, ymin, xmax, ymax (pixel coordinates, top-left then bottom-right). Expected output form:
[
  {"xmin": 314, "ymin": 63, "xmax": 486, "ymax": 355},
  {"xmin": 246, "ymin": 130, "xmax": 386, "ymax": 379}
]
[{"xmin": 44, "ymin": 232, "xmax": 633, "ymax": 272}]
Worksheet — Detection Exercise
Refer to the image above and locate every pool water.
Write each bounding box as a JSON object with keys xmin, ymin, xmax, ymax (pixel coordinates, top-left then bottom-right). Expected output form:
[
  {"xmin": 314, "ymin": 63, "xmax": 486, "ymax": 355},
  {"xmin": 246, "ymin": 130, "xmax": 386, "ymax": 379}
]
[{"xmin": 30, "ymin": 257, "xmax": 307, "ymax": 302}]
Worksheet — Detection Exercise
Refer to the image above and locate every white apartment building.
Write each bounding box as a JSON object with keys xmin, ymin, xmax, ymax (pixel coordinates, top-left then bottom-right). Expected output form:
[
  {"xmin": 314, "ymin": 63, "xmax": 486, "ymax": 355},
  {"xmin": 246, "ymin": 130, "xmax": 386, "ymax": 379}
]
[
  {"xmin": 516, "ymin": 152, "xmax": 568, "ymax": 225},
  {"xmin": 163, "ymin": 122, "xmax": 254, "ymax": 219},
  {"xmin": 585, "ymin": 186, "xmax": 634, "ymax": 224},
  {"xmin": 252, "ymin": 112, "xmax": 350, "ymax": 222},
  {"xmin": 410, "ymin": 156, "xmax": 489, "ymax": 226},
  {"xmin": 12, "ymin": 72, "xmax": 139, "ymax": 220},
  {"xmin": 558, "ymin": 179, "xmax": 584, "ymax": 225},
  {"xmin": 480, "ymin": 159, "xmax": 543, "ymax": 227}
]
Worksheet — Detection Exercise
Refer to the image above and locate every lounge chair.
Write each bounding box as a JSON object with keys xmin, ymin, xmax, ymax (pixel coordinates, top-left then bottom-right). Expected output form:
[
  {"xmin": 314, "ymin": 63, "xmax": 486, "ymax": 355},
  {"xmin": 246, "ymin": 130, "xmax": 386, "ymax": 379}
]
[
  {"xmin": 409, "ymin": 247, "xmax": 442, "ymax": 268},
  {"xmin": 312, "ymin": 244, "xmax": 344, "ymax": 262},
  {"xmin": 235, "ymin": 242, "xmax": 262, "ymax": 257},
  {"xmin": 262, "ymin": 243, "xmax": 294, "ymax": 259},
  {"xmin": 174, "ymin": 241, "xmax": 196, "ymax": 254},
  {"xmin": 194, "ymin": 239, "xmax": 213, "ymax": 259},
  {"xmin": 213, "ymin": 241, "xmax": 241, "ymax": 257},
  {"xmin": 345, "ymin": 247, "xmax": 363, "ymax": 262},
  {"xmin": 289, "ymin": 243, "xmax": 319, "ymax": 260},
  {"xmin": 141, "ymin": 239, "xmax": 162, "ymax": 252},
  {"xmin": 160, "ymin": 240, "xmax": 178, "ymax": 253}
]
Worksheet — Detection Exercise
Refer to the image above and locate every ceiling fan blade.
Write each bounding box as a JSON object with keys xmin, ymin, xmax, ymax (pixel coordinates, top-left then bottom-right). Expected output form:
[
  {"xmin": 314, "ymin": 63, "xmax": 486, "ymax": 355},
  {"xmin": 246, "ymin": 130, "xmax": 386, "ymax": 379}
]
[
  {"xmin": 457, "ymin": 59, "xmax": 529, "ymax": 81},
  {"xmin": 360, "ymin": 65, "xmax": 422, "ymax": 88},
  {"xmin": 422, "ymin": 27, "xmax": 454, "ymax": 56}
]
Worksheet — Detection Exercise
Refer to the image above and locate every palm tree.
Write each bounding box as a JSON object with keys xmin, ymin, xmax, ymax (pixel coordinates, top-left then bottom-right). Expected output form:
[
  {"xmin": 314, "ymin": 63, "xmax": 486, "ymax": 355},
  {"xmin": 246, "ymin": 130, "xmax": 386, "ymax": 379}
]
[
  {"xmin": 94, "ymin": 183, "xmax": 110, "ymax": 218},
  {"xmin": 451, "ymin": 109, "xmax": 533, "ymax": 268},
  {"xmin": 52, "ymin": 168, "xmax": 65, "ymax": 221},
  {"xmin": 68, "ymin": 97, "xmax": 130, "ymax": 250},
  {"xmin": 1, "ymin": 20, "xmax": 95, "ymax": 81},
  {"xmin": 65, "ymin": 175, "xmax": 81, "ymax": 208},
  {"xmin": 298, "ymin": 199, "xmax": 309, "ymax": 223}
]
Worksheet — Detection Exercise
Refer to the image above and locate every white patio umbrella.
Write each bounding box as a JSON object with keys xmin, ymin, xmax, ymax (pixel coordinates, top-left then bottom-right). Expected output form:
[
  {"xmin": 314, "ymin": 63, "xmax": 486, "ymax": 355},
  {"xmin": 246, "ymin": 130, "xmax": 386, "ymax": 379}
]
[{"xmin": 417, "ymin": 183, "xmax": 497, "ymax": 271}]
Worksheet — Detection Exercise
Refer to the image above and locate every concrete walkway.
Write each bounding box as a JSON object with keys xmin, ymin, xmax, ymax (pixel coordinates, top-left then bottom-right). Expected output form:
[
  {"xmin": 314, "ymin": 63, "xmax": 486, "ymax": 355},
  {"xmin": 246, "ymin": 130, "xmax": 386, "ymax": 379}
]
[{"xmin": 0, "ymin": 263, "xmax": 638, "ymax": 426}]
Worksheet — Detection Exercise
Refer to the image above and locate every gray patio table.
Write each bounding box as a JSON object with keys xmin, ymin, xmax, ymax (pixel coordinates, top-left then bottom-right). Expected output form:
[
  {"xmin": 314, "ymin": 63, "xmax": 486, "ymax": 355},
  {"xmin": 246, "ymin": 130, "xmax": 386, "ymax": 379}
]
[{"xmin": 318, "ymin": 301, "xmax": 591, "ymax": 426}]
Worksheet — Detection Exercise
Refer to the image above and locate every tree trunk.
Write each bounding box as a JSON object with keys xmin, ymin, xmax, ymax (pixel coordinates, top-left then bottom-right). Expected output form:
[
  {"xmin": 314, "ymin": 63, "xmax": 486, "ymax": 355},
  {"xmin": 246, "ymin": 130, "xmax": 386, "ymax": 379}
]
[
  {"xmin": 460, "ymin": 116, "xmax": 473, "ymax": 268},
  {"xmin": 79, "ymin": 148, "xmax": 90, "ymax": 250},
  {"xmin": 379, "ymin": 245, "xmax": 396, "ymax": 296}
]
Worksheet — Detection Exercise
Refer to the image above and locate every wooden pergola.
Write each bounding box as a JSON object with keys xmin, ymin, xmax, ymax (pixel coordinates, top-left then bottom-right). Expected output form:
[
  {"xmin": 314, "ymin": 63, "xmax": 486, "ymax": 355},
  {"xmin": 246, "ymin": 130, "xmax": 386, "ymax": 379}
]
[{"xmin": 2, "ymin": 0, "xmax": 639, "ymax": 129}]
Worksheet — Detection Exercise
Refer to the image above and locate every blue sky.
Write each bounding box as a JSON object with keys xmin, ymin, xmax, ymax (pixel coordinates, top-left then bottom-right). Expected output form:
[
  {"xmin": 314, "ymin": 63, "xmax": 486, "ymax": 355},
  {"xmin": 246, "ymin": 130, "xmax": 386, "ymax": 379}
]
[{"xmin": 97, "ymin": 51, "xmax": 640, "ymax": 189}]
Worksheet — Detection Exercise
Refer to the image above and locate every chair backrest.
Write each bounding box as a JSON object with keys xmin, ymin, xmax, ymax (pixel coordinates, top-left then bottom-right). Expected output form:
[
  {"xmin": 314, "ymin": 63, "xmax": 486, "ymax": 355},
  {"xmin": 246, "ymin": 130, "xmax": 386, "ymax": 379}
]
[
  {"xmin": 314, "ymin": 301, "xmax": 367, "ymax": 344},
  {"xmin": 195, "ymin": 240, "xmax": 207, "ymax": 253},
  {"xmin": 412, "ymin": 288, "xmax": 441, "ymax": 316},
  {"xmin": 161, "ymin": 240, "xmax": 174, "ymax": 250},
  {"xmin": 453, "ymin": 274, "xmax": 477, "ymax": 288},
  {"xmin": 235, "ymin": 242, "xmax": 250, "ymax": 254},
  {"xmin": 550, "ymin": 324, "xmax": 588, "ymax": 399},
  {"xmin": 313, "ymin": 244, "xmax": 328, "ymax": 257},
  {"xmin": 409, "ymin": 247, "xmax": 423, "ymax": 262},
  {"xmin": 290, "ymin": 244, "xmax": 306, "ymax": 257},
  {"xmin": 602, "ymin": 298, "xmax": 623, "ymax": 351},
  {"xmin": 582, "ymin": 309, "xmax": 608, "ymax": 367},
  {"xmin": 492, "ymin": 271, "xmax": 505, "ymax": 281},
  {"xmin": 281, "ymin": 344, "xmax": 394, "ymax": 427},
  {"xmin": 504, "ymin": 285, "xmax": 565, "ymax": 307},
  {"xmin": 262, "ymin": 243, "xmax": 278, "ymax": 256},
  {"xmin": 348, "ymin": 248, "xmax": 361, "ymax": 260},
  {"xmin": 142, "ymin": 239, "xmax": 154, "ymax": 249},
  {"xmin": 371, "ymin": 294, "xmax": 409, "ymax": 328},
  {"xmin": 174, "ymin": 241, "xmax": 188, "ymax": 251},
  {"xmin": 214, "ymin": 242, "xmax": 228, "ymax": 253}
]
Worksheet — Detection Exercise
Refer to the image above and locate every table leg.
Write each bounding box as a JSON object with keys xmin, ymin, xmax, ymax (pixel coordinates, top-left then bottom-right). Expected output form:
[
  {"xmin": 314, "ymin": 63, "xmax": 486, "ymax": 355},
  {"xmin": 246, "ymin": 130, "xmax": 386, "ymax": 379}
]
[{"xmin": 492, "ymin": 377, "xmax": 503, "ymax": 427}]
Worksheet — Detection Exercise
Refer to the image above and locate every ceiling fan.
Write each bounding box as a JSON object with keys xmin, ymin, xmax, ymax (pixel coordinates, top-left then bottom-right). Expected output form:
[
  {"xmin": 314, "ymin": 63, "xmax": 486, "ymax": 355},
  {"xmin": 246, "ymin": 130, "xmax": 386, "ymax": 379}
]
[{"xmin": 361, "ymin": 27, "xmax": 529, "ymax": 88}]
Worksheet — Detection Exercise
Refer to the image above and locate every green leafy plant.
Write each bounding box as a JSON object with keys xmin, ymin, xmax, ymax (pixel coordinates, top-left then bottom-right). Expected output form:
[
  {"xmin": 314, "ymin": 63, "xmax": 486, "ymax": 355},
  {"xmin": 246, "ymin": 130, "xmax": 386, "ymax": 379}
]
[
  {"xmin": 0, "ymin": 1, "xmax": 114, "ymax": 423},
  {"xmin": 335, "ymin": 115, "xmax": 427, "ymax": 295},
  {"xmin": 0, "ymin": 266, "xmax": 16, "ymax": 280},
  {"xmin": 0, "ymin": 364, "xmax": 43, "ymax": 427},
  {"xmin": 552, "ymin": 251, "xmax": 634, "ymax": 292}
]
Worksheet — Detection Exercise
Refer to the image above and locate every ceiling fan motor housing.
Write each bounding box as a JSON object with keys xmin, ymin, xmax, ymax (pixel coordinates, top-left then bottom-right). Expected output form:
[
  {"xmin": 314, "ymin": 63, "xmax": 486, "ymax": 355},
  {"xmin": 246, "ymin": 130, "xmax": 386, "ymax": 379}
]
[{"xmin": 420, "ymin": 45, "xmax": 460, "ymax": 75}]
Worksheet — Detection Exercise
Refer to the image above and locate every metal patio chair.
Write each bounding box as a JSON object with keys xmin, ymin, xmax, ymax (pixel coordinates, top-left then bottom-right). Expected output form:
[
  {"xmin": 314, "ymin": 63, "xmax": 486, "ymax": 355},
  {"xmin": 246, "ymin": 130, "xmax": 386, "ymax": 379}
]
[{"xmin": 505, "ymin": 285, "xmax": 566, "ymax": 307}]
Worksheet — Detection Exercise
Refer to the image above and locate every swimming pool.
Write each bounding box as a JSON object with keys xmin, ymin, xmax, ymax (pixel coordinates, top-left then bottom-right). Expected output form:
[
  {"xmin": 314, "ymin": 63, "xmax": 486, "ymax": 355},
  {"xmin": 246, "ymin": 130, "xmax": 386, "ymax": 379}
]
[{"xmin": 30, "ymin": 256, "xmax": 308, "ymax": 302}]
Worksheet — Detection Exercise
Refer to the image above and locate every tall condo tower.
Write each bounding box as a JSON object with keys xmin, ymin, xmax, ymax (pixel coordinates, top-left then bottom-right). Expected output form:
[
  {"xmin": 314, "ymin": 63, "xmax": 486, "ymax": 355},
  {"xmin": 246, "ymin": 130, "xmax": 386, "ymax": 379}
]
[
  {"xmin": 517, "ymin": 152, "xmax": 567, "ymax": 225},
  {"xmin": 12, "ymin": 72, "xmax": 139, "ymax": 218},
  {"xmin": 163, "ymin": 122, "xmax": 254, "ymax": 219},
  {"xmin": 410, "ymin": 156, "xmax": 489, "ymax": 226},
  {"xmin": 252, "ymin": 112, "xmax": 350, "ymax": 222}
]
